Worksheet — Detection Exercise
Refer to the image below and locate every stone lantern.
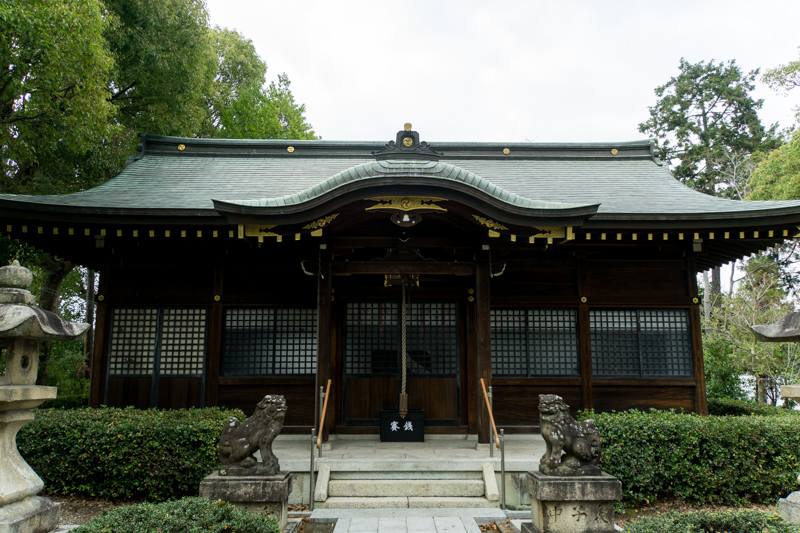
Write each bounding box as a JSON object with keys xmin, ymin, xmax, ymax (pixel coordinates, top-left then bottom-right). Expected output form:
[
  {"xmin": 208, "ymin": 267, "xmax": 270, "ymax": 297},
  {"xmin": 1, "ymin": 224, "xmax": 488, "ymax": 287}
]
[{"xmin": 0, "ymin": 261, "xmax": 89, "ymax": 532}]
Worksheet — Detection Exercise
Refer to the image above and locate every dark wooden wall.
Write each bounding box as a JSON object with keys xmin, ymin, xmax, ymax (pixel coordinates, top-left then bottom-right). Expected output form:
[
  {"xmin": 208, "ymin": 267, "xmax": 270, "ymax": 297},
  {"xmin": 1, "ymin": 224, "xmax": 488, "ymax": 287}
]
[
  {"xmin": 489, "ymin": 250, "xmax": 702, "ymax": 429},
  {"xmin": 92, "ymin": 238, "xmax": 706, "ymax": 433}
]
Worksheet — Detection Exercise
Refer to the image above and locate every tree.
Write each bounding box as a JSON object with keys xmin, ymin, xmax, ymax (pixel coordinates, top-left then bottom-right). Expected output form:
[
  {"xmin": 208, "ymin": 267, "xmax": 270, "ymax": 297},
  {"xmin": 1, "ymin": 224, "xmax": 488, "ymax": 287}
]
[
  {"xmin": 640, "ymin": 58, "xmax": 780, "ymax": 296},
  {"xmin": 639, "ymin": 58, "xmax": 779, "ymax": 197},
  {"xmin": 704, "ymin": 257, "xmax": 797, "ymax": 404},
  {"xmin": 750, "ymin": 129, "xmax": 800, "ymax": 200},
  {"xmin": 203, "ymin": 28, "xmax": 317, "ymax": 140},
  {"xmin": 0, "ymin": 0, "xmax": 116, "ymax": 194},
  {"xmin": 1, "ymin": 0, "xmax": 317, "ymax": 386},
  {"xmin": 103, "ymin": 0, "xmax": 215, "ymax": 137},
  {"xmin": 763, "ymin": 48, "xmax": 800, "ymax": 123}
]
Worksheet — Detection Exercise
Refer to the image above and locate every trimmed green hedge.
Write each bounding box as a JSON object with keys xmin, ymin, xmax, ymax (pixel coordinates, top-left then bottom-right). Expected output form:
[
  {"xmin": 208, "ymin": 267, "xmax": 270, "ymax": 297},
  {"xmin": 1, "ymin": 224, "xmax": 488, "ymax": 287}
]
[
  {"xmin": 18, "ymin": 407, "xmax": 244, "ymax": 501},
  {"xmin": 39, "ymin": 394, "xmax": 89, "ymax": 410},
  {"xmin": 707, "ymin": 398, "xmax": 800, "ymax": 417},
  {"xmin": 623, "ymin": 509, "xmax": 800, "ymax": 533},
  {"xmin": 580, "ymin": 409, "xmax": 800, "ymax": 505},
  {"xmin": 73, "ymin": 497, "xmax": 280, "ymax": 533}
]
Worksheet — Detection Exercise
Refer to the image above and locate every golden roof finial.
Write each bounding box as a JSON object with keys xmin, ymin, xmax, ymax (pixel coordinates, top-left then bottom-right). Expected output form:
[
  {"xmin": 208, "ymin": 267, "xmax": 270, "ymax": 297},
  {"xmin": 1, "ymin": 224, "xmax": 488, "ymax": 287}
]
[{"xmin": 404, "ymin": 123, "xmax": 412, "ymax": 131}]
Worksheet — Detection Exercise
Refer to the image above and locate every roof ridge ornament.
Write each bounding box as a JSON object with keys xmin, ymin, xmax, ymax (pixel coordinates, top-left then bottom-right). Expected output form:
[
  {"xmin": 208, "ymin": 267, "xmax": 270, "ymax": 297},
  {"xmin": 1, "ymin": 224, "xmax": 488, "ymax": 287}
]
[{"xmin": 372, "ymin": 124, "xmax": 443, "ymax": 161}]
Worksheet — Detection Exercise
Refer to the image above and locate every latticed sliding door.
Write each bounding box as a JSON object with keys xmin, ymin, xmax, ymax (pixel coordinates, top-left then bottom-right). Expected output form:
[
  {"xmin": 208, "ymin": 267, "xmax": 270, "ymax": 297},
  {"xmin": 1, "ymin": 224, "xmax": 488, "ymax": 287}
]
[
  {"xmin": 342, "ymin": 300, "xmax": 461, "ymax": 425},
  {"xmin": 105, "ymin": 307, "xmax": 208, "ymax": 408}
]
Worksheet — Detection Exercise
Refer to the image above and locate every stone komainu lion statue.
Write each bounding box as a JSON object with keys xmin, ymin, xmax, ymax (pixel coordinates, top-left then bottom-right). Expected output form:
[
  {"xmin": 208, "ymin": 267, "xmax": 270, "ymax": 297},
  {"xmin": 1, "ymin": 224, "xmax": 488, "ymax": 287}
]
[
  {"xmin": 539, "ymin": 394, "xmax": 601, "ymax": 476},
  {"xmin": 219, "ymin": 394, "xmax": 287, "ymax": 475}
]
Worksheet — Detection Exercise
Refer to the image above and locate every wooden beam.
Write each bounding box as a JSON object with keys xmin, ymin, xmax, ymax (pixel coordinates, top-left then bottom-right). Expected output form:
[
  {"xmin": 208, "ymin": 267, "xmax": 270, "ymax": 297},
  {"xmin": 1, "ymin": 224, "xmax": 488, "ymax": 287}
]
[
  {"xmin": 576, "ymin": 257, "xmax": 592, "ymax": 411},
  {"xmin": 205, "ymin": 256, "xmax": 224, "ymax": 407},
  {"xmin": 89, "ymin": 259, "xmax": 110, "ymax": 408},
  {"xmin": 687, "ymin": 257, "xmax": 708, "ymax": 416},
  {"xmin": 332, "ymin": 262, "xmax": 475, "ymax": 276},
  {"xmin": 475, "ymin": 254, "xmax": 492, "ymax": 444},
  {"xmin": 316, "ymin": 249, "xmax": 333, "ymax": 443}
]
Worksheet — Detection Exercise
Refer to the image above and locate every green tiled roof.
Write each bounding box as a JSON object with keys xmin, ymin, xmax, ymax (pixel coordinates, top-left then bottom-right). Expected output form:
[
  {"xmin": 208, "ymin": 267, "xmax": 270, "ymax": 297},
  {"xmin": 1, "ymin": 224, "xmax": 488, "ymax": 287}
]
[{"xmin": 2, "ymin": 133, "xmax": 800, "ymax": 226}]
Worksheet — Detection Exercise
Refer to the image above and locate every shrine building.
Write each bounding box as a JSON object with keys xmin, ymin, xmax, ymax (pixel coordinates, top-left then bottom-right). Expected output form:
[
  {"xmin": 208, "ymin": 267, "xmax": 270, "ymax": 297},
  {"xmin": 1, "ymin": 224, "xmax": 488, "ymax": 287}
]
[{"xmin": 2, "ymin": 125, "xmax": 799, "ymax": 443}]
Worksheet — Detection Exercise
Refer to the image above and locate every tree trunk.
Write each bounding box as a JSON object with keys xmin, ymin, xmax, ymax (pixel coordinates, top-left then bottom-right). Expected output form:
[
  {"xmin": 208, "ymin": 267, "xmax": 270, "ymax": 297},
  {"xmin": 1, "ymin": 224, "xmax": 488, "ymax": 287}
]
[
  {"xmin": 756, "ymin": 376, "xmax": 768, "ymax": 405},
  {"xmin": 711, "ymin": 266, "xmax": 721, "ymax": 296},
  {"xmin": 702, "ymin": 271, "xmax": 711, "ymax": 321},
  {"xmin": 36, "ymin": 256, "xmax": 75, "ymax": 385},
  {"xmin": 84, "ymin": 269, "xmax": 96, "ymax": 380}
]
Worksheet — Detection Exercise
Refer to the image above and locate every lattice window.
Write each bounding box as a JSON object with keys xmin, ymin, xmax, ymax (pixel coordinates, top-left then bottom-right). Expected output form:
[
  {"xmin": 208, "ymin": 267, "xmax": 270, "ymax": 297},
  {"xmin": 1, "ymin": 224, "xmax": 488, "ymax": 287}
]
[
  {"xmin": 491, "ymin": 308, "xmax": 579, "ymax": 377},
  {"xmin": 159, "ymin": 308, "xmax": 207, "ymax": 377},
  {"xmin": 590, "ymin": 309, "xmax": 692, "ymax": 378},
  {"xmin": 222, "ymin": 308, "xmax": 317, "ymax": 376},
  {"xmin": 344, "ymin": 301, "xmax": 459, "ymax": 377},
  {"xmin": 490, "ymin": 309, "xmax": 528, "ymax": 376},
  {"xmin": 639, "ymin": 310, "xmax": 693, "ymax": 377},
  {"xmin": 345, "ymin": 302, "xmax": 399, "ymax": 376},
  {"xmin": 590, "ymin": 310, "xmax": 639, "ymax": 376},
  {"xmin": 407, "ymin": 302, "xmax": 459, "ymax": 376},
  {"xmin": 108, "ymin": 307, "xmax": 207, "ymax": 377},
  {"xmin": 108, "ymin": 308, "xmax": 157, "ymax": 376}
]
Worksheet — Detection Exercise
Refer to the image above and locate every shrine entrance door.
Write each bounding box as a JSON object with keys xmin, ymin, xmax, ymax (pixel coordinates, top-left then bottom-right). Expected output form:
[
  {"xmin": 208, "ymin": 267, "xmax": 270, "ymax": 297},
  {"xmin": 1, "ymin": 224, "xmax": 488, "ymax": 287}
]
[{"xmin": 341, "ymin": 299, "xmax": 462, "ymax": 427}]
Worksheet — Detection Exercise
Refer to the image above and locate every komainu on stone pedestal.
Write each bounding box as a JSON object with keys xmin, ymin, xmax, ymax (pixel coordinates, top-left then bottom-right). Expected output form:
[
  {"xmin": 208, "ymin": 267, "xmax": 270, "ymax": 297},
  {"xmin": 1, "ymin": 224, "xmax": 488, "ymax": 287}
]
[
  {"xmin": 539, "ymin": 394, "xmax": 601, "ymax": 476},
  {"xmin": 218, "ymin": 395, "xmax": 286, "ymax": 476}
]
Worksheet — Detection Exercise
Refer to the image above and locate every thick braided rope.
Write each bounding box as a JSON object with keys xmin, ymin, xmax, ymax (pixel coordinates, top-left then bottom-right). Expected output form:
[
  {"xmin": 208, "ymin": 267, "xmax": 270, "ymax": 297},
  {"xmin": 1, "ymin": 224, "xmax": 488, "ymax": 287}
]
[{"xmin": 401, "ymin": 281, "xmax": 407, "ymax": 395}]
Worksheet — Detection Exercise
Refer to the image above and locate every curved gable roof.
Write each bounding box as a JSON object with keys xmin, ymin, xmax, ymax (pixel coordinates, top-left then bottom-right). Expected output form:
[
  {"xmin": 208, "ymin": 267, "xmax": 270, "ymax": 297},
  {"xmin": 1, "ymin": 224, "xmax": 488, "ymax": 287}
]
[{"xmin": 212, "ymin": 158, "xmax": 599, "ymax": 220}]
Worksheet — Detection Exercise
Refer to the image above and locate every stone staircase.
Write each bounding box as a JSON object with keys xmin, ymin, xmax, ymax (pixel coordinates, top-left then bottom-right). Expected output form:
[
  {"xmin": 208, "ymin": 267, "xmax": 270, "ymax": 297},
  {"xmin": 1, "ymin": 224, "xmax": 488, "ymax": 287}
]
[{"xmin": 314, "ymin": 463, "xmax": 500, "ymax": 509}]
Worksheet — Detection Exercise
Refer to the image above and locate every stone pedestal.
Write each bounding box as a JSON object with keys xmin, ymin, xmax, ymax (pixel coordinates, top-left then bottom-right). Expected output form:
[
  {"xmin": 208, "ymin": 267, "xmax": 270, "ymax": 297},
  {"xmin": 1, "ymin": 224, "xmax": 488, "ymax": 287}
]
[
  {"xmin": 0, "ymin": 496, "xmax": 60, "ymax": 533},
  {"xmin": 522, "ymin": 471, "xmax": 621, "ymax": 533},
  {"xmin": 779, "ymin": 491, "xmax": 800, "ymax": 525},
  {"xmin": 199, "ymin": 471, "xmax": 292, "ymax": 529}
]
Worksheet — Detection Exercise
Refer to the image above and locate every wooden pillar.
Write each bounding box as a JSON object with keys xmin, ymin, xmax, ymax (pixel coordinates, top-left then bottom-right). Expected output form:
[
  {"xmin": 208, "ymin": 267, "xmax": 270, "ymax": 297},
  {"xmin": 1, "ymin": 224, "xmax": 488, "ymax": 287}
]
[
  {"xmin": 205, "ymin": 254, "xmax": 224, "ymax": 407},
  {"xmin": 89, "ymin": 258, "xmax": 110, "ymax": 408},
  {"xmin": 475, "ymin": 252, "xmax": 492, "ymax": 444},
  {"xmin": 316, "ymin": 246, "xmax": 333, "ymax": 442},
  {"xmin": 577, "ymin": 257, "xmax": 593, "ymax": 411},
  {"xmin": 687, "ymin": 257, "xmax": 708, "ymax": 415}
]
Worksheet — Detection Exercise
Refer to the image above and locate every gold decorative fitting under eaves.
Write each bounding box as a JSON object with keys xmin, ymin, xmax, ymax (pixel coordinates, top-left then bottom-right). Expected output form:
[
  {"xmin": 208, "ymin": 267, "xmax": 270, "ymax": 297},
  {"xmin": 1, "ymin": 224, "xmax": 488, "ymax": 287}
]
[
  {"xmin": 302, "ymin": 213, "xmax": 339, "ymax": 230},
  {"xmin": 472, "ymin": 215, "xmax": 508, "ymax": 231},
  {"xmin": 366, "ymin": 197, "xmax": 447, "ymax": 212},
  {"xmin": 178, "ymin": 144, "xmax": 185, "ymax": 151},
  {"xmin": 611, "ymin": 148, "xmax": 618, "ymax": 156},
  {"xmin": 580, "ymin": 297, "xmax": 587, "ymax": 303},
  {"xmin": 287, "ymin": 146, "xmax": 295, "ymax": 153},
  {"xmin": 503, "ymin": 148, "xmax": 510, "ymax": 155}
]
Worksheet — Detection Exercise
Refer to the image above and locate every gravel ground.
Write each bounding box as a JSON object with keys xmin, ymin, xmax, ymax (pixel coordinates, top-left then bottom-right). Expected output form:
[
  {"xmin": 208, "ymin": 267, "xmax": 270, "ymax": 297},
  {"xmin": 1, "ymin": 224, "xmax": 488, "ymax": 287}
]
[{"xmin": 47, "ymin": 495, "xmax": 130, "ymax": 526}]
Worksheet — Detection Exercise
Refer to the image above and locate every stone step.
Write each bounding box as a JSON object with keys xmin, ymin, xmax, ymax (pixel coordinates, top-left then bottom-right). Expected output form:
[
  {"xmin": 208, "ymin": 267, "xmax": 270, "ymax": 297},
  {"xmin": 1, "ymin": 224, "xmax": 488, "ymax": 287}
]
[
  {"xmin": 327, "ymin": 479, "xmax": 485, "ymax": 498},
  {"xmin": 317, "ymin": 496, "xmax": 497, "ymax": 509}
]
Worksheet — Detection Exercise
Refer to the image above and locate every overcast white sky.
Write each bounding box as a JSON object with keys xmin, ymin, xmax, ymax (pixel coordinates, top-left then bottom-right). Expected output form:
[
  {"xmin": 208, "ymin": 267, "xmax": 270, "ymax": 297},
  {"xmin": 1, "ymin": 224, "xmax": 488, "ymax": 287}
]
[{"xmin": 204, "ymin": 0, "xmax": 800, "ymax": 144}]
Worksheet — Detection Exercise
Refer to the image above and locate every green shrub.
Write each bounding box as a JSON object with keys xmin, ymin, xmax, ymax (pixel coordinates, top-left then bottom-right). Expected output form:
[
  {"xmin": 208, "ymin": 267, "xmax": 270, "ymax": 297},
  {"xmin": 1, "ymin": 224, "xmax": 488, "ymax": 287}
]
[
  {"xmin": 72, "ymin": 497, "xmax": 279, "ymax": 533},
  {"xmin": 39, "ymin": 394, "xmax": 89, "ymax": 409},
  {"xmin": 18, "ymin": 407, "xmax": 244, "ymax": 501},
  {"xmin": 624, "ymin": 509, "xmax": 800, "ymax": 533},
  {"xmin": 579, "ymin": 409, "xmax": 800, "ymax": 505},
  {"xmin": 708, "ymin": 397, "xmax": 800, "ymax": 416}
]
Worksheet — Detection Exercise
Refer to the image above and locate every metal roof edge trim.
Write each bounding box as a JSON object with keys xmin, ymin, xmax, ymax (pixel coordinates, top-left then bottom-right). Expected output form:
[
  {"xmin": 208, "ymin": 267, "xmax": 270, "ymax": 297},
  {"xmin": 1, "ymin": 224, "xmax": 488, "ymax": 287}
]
[{"xmin": 137, "ymin": 132, "xmax": 655, "ymax": 156}]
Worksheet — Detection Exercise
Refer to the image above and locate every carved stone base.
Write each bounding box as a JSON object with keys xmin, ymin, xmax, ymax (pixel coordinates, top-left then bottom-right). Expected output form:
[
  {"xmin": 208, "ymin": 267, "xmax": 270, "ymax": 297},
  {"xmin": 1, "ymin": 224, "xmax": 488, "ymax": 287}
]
[
  {"xmin": 524, "ymin": 471, "xmax": 621, "ymax": 533},
  {"xmin": 778, "ymin": 491, "xmax": 800, "ymax": 524},
  {"xmin": 199, "ymin": 471, "xmax": 292, "ymax": 529},
  {"xmin": 0, "ymin": 496, "xmax": 60, "ymax": 533},
  {"xmin": 0, "ymin": 410, "xmax": 47, "ymax": 507}
]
